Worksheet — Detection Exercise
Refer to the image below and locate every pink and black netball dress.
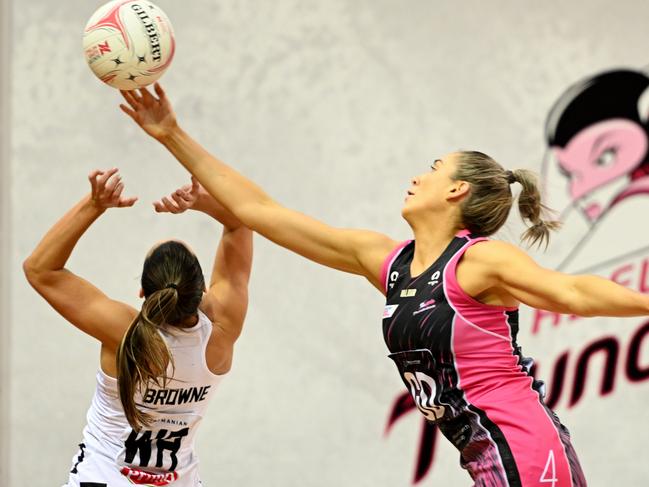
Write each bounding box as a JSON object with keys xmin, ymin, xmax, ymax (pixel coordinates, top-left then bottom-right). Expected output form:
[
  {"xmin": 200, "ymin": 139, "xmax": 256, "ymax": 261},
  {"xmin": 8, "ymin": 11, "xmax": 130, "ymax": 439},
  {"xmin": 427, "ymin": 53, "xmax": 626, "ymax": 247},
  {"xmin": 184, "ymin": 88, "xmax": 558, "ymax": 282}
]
[{"xmin": 380, "ymin": 231, "xmax": 586, "ymax": 487}]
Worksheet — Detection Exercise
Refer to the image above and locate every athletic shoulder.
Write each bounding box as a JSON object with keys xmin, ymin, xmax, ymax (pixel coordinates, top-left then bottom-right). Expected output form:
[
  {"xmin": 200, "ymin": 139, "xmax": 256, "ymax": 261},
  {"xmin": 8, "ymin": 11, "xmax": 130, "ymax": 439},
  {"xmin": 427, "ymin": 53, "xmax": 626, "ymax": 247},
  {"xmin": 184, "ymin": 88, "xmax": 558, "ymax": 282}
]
[
  {"xmin": 355, "ymin": 232, "xmax": 408, "ymax": 293},
  {"xmin": 462, "ymin": 239, "xmax": 529, "ymax": 269},
  {"xmin": 352, "ymin": 229, "xmax": 401, "ymax": 251}
]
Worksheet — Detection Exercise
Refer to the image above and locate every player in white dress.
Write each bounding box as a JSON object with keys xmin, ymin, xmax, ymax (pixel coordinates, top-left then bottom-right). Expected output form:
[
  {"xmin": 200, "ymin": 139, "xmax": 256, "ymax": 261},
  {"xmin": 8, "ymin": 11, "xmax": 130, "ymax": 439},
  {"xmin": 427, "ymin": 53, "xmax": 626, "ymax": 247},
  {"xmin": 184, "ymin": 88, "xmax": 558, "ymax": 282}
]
[{"xmin": 24, "ymin": 170, "xmax": 252, "ymax": 486}]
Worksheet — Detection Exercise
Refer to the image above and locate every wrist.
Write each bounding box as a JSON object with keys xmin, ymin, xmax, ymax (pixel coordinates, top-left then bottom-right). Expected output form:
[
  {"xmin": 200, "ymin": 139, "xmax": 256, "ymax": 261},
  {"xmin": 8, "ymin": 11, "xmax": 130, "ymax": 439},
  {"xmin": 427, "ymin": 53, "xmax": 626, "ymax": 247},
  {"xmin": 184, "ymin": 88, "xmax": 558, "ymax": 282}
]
[
  {"xmin": 198, "ymin": 195, "xmax": 223, "ymax": 219},
  {"xmin": 157, "ymin": 124, "xmax": 184, "ymax": 145},
  {"xmin": 189, "ymin": 190, "xmax": 210, "ymax": 214},
  {"xmin": 84, "ymin": 194, "xmax": 108, "ymax": 215}
]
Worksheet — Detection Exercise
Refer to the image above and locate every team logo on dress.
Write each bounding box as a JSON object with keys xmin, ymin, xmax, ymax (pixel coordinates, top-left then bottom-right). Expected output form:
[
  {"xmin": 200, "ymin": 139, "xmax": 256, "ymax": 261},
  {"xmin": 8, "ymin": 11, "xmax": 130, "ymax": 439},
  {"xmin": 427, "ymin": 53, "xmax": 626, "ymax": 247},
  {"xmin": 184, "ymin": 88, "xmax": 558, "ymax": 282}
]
[
  {"xmin": 389, "ymin": 270, "xmax": 400, "ymax": 289},
  {"xmin": 427, "ymin": 270, "xmax": 441, "ymax": 287},
  {"xmin": 383, "ymin": 304, "xmax": 399, "ymax": 318},
  {"xmin": 413, "ymin": 299, "xmax": 436, "ymax": 315}
]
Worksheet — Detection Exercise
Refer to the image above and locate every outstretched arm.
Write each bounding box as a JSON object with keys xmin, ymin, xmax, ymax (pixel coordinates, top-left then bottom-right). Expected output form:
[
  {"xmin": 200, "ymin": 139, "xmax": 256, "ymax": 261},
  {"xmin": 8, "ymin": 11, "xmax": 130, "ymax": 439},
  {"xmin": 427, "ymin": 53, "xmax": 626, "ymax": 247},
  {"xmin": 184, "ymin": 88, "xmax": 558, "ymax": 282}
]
[
  {"xmin": 23, "ymin": 169, "xmax": 139, "ymax": 348},
  {"xmin": 464, "ymin": 240, "xmax": 649, "ymax": 317},
  {"xmin": 120, "ymin": 85, "xmax": 398, "ymax": 293},
  {"xmin": 155, "ymin": 177, "xmax": 252, "ymax": 373}
]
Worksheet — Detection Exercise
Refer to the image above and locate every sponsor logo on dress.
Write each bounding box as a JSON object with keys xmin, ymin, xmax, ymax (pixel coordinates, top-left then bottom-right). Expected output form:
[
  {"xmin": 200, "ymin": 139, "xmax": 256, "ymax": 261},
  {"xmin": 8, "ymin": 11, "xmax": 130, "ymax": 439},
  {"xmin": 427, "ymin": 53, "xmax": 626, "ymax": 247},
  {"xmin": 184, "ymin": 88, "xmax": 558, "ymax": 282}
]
[
  {"xmin": 400, "ymin": 288, "xmax": 417, "ymax": 297},
  {"xmin": 120, "ymin": 466, "xmax": 179, "ymax": 486},
  {"xmin": 413, "ymin": 299, "xmax": 436, "ymax": 315}
]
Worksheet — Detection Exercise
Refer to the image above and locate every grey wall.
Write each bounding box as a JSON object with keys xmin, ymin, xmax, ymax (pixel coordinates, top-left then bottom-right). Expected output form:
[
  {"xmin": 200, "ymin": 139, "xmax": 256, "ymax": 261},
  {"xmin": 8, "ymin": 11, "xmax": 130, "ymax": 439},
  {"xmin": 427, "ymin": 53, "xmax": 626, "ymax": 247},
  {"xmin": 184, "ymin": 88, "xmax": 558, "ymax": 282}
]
[
  {"xmin": 8, "ymin": 0, "xmax": 649, "ymax": 485},
  {"xmin": 1, "ymin": 0, "xmax": 11, "ymax": 484}
]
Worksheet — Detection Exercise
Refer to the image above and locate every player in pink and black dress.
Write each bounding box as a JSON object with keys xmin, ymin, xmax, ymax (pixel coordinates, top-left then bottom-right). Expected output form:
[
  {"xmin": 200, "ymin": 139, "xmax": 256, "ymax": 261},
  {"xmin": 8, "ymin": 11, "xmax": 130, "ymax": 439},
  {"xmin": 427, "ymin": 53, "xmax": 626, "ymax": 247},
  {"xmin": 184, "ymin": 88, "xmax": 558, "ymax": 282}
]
[
  {"xmin": 381, "ymin": 232, "xmax": 583, "ymax": 485},
  {"xmin": 121, "ymin": 84, "xmax": 649, "ymax": 486}
]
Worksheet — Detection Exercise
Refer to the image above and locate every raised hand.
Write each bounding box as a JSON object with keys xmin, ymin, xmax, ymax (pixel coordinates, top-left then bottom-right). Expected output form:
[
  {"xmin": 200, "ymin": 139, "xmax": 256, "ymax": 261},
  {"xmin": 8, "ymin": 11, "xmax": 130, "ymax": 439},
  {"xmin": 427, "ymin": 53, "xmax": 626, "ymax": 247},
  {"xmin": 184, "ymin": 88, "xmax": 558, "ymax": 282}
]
[
  {"xmin": 153, "ymin": 176, "xmax": 201, "ymax": 214},
  {"xmin": 89, "ymin": 168, "xmax": 138, "ymax": 209},
  {"xmin": 154, "ymin": 176, "xmax": 243, "ymax": 229},
  {"xmin": 119, "ymin": 83, "xmax": 178, "ymax": 140}
]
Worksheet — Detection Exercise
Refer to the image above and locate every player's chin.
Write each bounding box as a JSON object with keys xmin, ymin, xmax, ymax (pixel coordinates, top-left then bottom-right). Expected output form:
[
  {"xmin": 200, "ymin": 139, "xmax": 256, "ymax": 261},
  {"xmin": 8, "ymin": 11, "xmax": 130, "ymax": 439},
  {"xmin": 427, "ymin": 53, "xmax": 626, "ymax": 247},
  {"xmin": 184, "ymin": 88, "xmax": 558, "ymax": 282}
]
[{"xmin": 400, "ymin": 201, "xmax": 413, "ymax": 219}]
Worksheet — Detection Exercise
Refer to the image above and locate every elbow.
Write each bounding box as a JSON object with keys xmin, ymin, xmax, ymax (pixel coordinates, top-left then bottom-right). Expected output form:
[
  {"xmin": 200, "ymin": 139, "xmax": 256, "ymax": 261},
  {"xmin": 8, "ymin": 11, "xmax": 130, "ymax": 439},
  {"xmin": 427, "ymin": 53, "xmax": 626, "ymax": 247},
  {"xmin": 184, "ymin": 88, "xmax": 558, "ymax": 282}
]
[
  {"xmin": 22, "ymin": 257, "xmax": 51, "ymax": 287},
  {"xmin": 22, "ymin": 258, "xmax": 38, "ymax": 284}
]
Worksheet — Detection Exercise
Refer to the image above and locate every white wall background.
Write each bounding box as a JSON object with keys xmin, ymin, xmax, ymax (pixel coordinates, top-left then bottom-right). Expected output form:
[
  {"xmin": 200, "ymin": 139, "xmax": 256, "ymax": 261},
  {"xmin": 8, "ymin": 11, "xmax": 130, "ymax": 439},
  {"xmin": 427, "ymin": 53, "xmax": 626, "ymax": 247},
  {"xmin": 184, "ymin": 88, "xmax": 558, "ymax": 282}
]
[
  {"xmin": 7, "ymin": 0, "xmax": 649, "ymax": 485},
  {"xmin": 1, "ymin": 0, "xmax": 11, "ymax": 484}
]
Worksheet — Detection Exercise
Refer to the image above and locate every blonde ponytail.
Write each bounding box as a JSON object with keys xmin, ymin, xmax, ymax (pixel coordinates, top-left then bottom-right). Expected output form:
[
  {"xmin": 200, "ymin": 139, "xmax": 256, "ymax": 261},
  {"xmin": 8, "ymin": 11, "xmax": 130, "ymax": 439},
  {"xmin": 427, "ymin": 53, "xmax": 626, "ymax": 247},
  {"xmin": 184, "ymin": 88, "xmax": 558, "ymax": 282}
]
[
  {"xmin": 116, "ymin": 241, "xmax": 205, "ymax": 430},
  {"xmin": 510, "ymin": 169, "xmax": 561, "ymax": 249},
  {"xmin": 116, "ymin": 287, "xmax": 178, "ymax": 430},
  {"xmin": 453, "ymin": 152, "xmax": 560, "ymax": 248}
]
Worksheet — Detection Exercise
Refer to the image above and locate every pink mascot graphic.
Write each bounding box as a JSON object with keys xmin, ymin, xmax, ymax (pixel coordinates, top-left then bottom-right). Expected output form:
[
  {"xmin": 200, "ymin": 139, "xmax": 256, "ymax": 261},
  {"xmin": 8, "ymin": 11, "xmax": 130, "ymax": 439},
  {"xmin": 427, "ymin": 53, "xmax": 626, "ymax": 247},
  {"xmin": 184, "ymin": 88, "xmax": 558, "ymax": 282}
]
[{"xmin": 543, "ymin": 69, "xmax": 649, "ymax": 272}]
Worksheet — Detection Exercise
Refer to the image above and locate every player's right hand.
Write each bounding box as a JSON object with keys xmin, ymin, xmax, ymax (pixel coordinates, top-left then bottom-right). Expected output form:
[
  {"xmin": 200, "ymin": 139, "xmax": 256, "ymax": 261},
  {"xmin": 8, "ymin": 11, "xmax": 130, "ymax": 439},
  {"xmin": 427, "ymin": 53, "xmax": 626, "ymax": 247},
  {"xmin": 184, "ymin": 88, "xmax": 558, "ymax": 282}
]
[
  {"xmin": 89, "ymin": 168, "xmax": 138, "ymax": 209},
  {"xmin": 119, "ymin": 83, "xmax": 178, "ymax": 140}
]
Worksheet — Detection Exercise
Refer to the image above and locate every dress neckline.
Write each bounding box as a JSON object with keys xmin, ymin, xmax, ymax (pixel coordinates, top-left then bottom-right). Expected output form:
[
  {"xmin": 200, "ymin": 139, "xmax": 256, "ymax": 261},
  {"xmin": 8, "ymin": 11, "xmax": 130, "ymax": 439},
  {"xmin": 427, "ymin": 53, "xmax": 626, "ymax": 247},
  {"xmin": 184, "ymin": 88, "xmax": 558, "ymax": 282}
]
[{"xmin": 408, "ymin": 236, "xmax": 460, "ymax": 280}]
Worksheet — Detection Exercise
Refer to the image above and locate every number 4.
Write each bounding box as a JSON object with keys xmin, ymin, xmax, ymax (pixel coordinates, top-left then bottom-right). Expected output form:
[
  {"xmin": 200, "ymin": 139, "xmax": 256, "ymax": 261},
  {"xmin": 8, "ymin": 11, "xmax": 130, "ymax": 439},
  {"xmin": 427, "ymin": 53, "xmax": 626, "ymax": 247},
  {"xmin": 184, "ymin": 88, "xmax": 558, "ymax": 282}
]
[{"xmin": 540, "ymin": 449, "xmax": 558, "ymax": 486}]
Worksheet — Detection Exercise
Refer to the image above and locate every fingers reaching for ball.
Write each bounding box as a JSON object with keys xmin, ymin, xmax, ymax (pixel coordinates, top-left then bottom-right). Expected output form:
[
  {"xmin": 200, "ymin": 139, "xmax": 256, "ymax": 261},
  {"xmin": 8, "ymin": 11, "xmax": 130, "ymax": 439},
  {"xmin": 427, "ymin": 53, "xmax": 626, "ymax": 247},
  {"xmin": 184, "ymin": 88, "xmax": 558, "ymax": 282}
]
[
  {"xmin": 153, "ymin": 83, "xmax": 167, "ymax": 101},
  {"xmin": 118, "ymin": 83, "xmax": 178, "ymax": 140},
  {"xmin": 88, "ymin": 168, "xmax": 138, "ymax": 209},
  {"xmin": 153, "ymin": 177, "xmax": 201, "ymax": 214},
  {"xmin": 87, "ymin": 168, "xmax": 204, "ymax": 214},
  {"xmin": 153, "ymin": 193, "xmax": 189, "ymax": 214},
  {"xmin": 138, "ymin": 86, "xmax": 157, "ymax": 106}
]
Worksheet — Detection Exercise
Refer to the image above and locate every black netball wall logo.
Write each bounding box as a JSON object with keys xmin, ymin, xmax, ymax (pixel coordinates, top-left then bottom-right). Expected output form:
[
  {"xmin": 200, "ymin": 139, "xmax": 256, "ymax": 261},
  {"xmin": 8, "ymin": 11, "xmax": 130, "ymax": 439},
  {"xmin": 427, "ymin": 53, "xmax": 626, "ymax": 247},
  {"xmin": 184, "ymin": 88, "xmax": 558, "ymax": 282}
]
[{"xmin": 542, "ymin": 68, "xmax": 649, "ymax": 272}]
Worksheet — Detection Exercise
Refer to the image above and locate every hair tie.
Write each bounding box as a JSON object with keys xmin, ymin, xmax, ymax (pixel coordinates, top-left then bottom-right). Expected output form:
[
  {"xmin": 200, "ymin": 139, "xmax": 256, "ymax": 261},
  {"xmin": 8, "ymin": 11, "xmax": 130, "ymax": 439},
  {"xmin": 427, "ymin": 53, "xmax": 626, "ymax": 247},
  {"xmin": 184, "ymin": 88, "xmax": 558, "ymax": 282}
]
[
  {"xmin": 505, "ymin": 170, "xmax": 516, "ymax": 185},
  {"xmin": 531, "ymin": 221, "xmax": 545, "ymax": 230},
  {"xmin": 165, "ymin": 283, "xmax": 178, "ymax": 290}
]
